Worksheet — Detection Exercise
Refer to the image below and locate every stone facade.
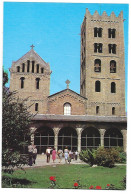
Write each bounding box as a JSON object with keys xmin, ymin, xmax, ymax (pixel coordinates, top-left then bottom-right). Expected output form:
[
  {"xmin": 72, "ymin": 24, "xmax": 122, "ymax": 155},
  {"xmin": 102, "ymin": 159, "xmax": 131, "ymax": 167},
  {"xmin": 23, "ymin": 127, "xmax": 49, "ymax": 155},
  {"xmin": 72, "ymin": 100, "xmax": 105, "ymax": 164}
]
[
  {"xmin": 9, "ymin": 9, "xmax": 127, "ymax": 152},
  {"xmin": 48, "ymin": 89, "xmax": 87, "ymax": 115},
  {"xmin": 10, "ymin": 48, "xmax": 51, "ymax": 114},
  {"xmin": 80, "ymin": 9, "xmax": 126, "ymax": 116}
]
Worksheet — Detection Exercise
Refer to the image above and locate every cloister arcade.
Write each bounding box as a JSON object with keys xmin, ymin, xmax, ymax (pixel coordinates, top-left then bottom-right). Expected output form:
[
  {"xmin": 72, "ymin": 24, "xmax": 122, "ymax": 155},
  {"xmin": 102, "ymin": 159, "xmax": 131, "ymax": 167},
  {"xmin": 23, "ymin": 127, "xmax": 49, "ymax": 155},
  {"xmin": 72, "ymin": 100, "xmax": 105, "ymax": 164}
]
[{"xmin": 31, "ymin": 118, "xmax": 126, "ymax": 154}]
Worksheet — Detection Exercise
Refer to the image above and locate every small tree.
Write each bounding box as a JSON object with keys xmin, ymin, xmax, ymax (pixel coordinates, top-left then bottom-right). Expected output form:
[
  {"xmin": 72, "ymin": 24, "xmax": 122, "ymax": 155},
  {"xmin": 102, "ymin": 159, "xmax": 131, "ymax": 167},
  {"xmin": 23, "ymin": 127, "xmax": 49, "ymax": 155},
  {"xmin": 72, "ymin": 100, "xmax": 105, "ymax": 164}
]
[{"xmin": 2, "ymin": 71, "xmax": 33, "ymax": 172}]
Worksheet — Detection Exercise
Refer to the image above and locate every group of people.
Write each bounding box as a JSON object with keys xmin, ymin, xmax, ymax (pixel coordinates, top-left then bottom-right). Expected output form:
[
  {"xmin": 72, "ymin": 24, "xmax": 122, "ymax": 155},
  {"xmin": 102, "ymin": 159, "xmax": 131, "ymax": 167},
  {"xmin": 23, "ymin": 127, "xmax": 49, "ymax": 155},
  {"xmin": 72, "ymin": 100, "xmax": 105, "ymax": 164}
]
[
  {"xmin": 28, "ymin": 144, "xmax": 37, "ymax": 166},
  {"xmin": 46, "ymin": 146, "xmax": 78, "ymax": 164},
  {"xmin": 28, "ymin": 145, "xmax": 79, "ymax": 165}
]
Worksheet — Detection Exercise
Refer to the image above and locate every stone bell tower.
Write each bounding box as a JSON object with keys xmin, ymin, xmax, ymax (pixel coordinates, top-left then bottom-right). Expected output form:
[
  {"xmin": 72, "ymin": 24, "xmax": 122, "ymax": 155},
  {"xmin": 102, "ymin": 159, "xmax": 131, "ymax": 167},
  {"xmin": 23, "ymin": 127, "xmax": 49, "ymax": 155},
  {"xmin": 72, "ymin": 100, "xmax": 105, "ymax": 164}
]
[
  {"xmin": 9, "ymin": 45, "xmax": 51, "ymax": 114},
  {"xmin": 80, "ymin": 9, "xmax": 126, "ymax": 116}
]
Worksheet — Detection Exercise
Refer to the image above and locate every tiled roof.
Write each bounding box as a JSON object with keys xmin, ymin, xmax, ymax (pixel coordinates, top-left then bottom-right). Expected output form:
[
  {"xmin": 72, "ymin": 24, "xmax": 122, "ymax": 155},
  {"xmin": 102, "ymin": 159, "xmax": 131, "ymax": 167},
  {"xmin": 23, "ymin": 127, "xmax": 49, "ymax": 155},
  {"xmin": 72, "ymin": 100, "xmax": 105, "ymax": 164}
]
[{"xmin": 32, "ymin": 114, "xmax": 127, "ymax": 123}]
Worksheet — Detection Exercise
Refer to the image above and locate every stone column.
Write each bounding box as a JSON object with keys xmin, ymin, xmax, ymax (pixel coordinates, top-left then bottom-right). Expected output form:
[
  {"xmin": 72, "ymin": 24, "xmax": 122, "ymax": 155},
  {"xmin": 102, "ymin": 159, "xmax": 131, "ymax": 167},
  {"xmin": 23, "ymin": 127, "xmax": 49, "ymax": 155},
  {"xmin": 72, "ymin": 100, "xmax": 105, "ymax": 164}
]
[
  {"xmin": 30, "ymin": 127, "xmax": 37, "ymax": 145},
  {"xmin": 99, "ymin": 129, "xmax": 106, "ymax": 147},
  {"xmin": 53, "ymin": 128, "xmax": 60, "ymax": 152},
  {"xmin": 121, "ymin": 129, "xmax": 127, "ymax": 152},
  {"xmin": 76, "ymin": 128, "xmax": 82, "ymax": 153}
]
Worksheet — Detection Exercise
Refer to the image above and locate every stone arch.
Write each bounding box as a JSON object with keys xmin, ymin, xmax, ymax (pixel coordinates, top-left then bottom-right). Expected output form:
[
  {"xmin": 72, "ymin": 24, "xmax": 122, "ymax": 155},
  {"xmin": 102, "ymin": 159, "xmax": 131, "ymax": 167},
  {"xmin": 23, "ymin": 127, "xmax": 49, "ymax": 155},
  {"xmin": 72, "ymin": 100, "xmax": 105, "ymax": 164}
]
[
  {"xmin": 58, "ymin": 127, "xmax": 78, "ymax": 151},
  {"xmin": 104, "ymin": 128, "xmax": 123, "ymax": 148},
  {"xmin": 81, "ymin": 127, "xmax": 100, "ymax": 150},
  {"xmin": 34, "ymin": 126, "xmax": 54, "ymax": 154}
]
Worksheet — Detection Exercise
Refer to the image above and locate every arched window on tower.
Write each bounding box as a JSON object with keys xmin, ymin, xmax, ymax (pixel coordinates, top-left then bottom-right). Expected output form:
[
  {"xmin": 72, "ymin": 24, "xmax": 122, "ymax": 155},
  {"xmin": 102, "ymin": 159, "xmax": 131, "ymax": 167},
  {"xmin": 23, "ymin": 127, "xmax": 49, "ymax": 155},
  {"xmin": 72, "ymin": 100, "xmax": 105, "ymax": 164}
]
[
  {"xmin": 64, "ymin": 103, "xmax": 71, "ymax": 115},
  {"xmin": 27, "ymin": 60, "xmax": 30, "ymax": 72},
  {"xmin": 36, "ymin": 64, "xmax": 39, "ymax": 73},
  {"xmin": 41, "ymin": 68, "xmax": 44, "ymax": 73},
  {"xmin": 110, "ymin": 60, "xmax": 116, "ymax": 73},
  {"xmin": 32, "ymin": 61, "xmax": 35, "ymax": 73},
  {"xmin": 94, "ymin": 59, "xmax": 101, "ymax": 72},
  {"xmin": 112, "ymin": 107, "xmax": 115, "ymax": 115},
  {"xmin": 95, "ymin": 81, "xmax": 101, "ymax": 92},
  {"xmin": 17, "ymin": 66, "xmax": 20, "ymax": 72},
  {"xmin": 22, "ymin": 63, "xmax": 25, "ymax": 72},
  {"xmin": 20, "ymin": 77, "xmax": 25, "ymax": 89},
  {"xmin": 111, "ymin": 82, "xmax": 116, "ymax": 93},
  {"xmin": 36, "ymin": 78, "xmax": 40, "ymax": 89}
]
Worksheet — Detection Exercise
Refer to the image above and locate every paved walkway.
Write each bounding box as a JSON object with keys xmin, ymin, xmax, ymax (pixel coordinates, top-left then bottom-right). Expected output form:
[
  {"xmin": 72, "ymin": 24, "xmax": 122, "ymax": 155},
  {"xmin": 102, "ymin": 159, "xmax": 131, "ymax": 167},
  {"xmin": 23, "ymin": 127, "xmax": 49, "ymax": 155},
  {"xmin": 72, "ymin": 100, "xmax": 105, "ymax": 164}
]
[
  {"xmin": 23, "ymin": 154, "xmax": 126, "ymax": 168},
  {"xmin": 25, "ymin": 154, "xmax": 85, "ymax": 168}
]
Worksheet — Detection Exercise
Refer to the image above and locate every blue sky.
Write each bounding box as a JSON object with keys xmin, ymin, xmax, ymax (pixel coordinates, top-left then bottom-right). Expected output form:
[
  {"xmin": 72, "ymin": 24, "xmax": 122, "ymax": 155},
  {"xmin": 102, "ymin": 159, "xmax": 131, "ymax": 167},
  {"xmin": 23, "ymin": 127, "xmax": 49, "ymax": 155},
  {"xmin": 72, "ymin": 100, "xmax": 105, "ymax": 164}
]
[{"xmin": 3, "ymin": 2, "xmax": 129, "ymax": 110}]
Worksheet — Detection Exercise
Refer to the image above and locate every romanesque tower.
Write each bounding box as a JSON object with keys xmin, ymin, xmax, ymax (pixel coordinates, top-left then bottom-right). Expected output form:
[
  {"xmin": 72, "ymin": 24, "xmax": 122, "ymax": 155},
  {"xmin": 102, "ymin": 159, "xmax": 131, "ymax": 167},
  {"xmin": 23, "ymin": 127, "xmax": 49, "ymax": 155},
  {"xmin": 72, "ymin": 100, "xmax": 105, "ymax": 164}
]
[
  {"xmin": 80, "ymin": 9, "xmax": 126, "ymax": 116},
  {"xmin": 9, "ymin": 45, "xmax": 51, "ymax": 114}
]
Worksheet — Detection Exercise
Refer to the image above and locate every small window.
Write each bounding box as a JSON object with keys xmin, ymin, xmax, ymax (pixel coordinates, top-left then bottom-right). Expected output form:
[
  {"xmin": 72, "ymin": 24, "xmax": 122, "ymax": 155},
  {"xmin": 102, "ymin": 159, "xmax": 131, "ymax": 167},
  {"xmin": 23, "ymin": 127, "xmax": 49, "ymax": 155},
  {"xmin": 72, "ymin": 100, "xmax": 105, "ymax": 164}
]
[
  {"xmin": 35, "ymin": 103, "xmax": 38, "ymax": 111},
  {"xmin": 27, "ymin": 60, "xmax": 30, "ymax": 72},
  {"xmin": 22, "ymin": 63, "xmax": 25, "ymax": 72},
  {"xmin": 94, "ymin": 27, "xmax": 102, "ymax": 37},
  {"xmin": 108, "ymin": 44, "xmax": 116, "ymax": 54},
  {"xmin": 32, "ymin": 61, "xmax": 35, "ymax": 73},
  {"xmin": 108, "ymin": 28, "xmax": 116, "ymax": 38},
  {"xmin": 20, "ymin": 77, "xmax": 25, "ymax": 89},
  {"xmin": 110, "ymin": 60, "xmax": 116, "ymax": 73},
  {"xmin": 17, "ymin": 66, "xmax": 20, "ymax": 72},
  {"xmin": 94, "ymin": 59, "xmax": 101, "ymax": 72},
  {"xmin": 64, "ymin": 103, "xmax": 71, "ymax": 115},
  {"xmin": 36, "ymin": 78, "xmax": 40, "ymax": 89},
  {"xmin": 94, "ymin": 43, "xmax": 103, "ymax": 53},
  {"xmin": 36, "ymin": 64, "xmax": 39, "ymax": 73},
  {"xmin": 112, "ymin": 107, "xmax": 115, "ymax": 115},
  {"xmin": 96, "ymin": 106, "xmax": 99, "ymax": 114},
  {"xmin": 95, "ymin": 81, "xmax": 101, "ymax": 92},
  {"xmin": 111, "ymin": 82, "xmax": 116, "ymax": 93},
  {"xmin": 41, "ymin": 68, "xmax": 44, "ymax": 74}
]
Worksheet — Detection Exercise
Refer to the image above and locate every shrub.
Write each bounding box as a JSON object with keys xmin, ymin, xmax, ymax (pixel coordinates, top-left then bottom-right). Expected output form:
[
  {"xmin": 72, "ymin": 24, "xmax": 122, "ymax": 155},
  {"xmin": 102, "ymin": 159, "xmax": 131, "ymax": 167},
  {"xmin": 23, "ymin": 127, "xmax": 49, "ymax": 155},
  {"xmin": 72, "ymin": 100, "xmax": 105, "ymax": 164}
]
[
  {"xmin": 79, "ymin": 149, "xmax": 96, "ymax": 166},
  {"xmin": 80, "ymin": 147, "xmax": 120, "ymax": 168},
  {"xmin": 95, "ymin": 147, "xmax": 120, "ymax": 167}
]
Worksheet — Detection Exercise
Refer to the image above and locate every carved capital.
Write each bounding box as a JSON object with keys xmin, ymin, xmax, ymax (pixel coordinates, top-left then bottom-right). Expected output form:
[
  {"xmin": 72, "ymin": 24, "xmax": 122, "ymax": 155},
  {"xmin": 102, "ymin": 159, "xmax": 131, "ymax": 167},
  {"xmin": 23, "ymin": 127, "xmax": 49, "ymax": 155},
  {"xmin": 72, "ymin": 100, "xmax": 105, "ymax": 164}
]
[
  {"xmin": 99, "ymin": 129, "xmax": 106, "ymax": 137},
  {"xmin": 53, "ymin": 127, "xmax": 60, "ymax": 136}
]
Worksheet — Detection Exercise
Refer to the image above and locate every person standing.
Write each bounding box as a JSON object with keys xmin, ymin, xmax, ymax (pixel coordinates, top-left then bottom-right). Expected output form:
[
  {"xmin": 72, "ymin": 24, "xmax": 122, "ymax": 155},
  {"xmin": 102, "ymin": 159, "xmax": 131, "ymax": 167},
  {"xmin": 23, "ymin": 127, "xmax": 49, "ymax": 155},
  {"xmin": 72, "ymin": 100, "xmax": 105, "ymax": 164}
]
[
  {"xmin": 52, "ymin": 148, "xmax": 56, "ymax": 163},
  {"xmin": 75, "ymin": 150, "xmax": 78, "ymax": 160},
  {"xmin": 28, "ymin": 144, "xmax": 33, "ymax": 166},
  {"xmin": 32, "ymin": 145, "xmax": 37, "ymax": 164},
  {"xmin": 64, "ymin": 147, "xmax": 69, "ymax": 164},
  {"xmin": 58, "ymin": 149, "xmax": 63, "ymax": 163},
  {"xmin": 46, "ymin": 147, "xmax": 51, "ymax": 163}
]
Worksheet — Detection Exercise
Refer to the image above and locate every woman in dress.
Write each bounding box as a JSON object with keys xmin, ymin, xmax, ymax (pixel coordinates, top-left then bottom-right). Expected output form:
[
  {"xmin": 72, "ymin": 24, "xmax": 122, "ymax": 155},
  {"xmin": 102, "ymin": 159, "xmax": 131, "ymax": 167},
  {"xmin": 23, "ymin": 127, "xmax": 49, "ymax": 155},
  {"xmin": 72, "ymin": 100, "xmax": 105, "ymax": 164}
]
[{"xmin": 52, "ymin": 148, "xmax": 56, "ymax": 163}]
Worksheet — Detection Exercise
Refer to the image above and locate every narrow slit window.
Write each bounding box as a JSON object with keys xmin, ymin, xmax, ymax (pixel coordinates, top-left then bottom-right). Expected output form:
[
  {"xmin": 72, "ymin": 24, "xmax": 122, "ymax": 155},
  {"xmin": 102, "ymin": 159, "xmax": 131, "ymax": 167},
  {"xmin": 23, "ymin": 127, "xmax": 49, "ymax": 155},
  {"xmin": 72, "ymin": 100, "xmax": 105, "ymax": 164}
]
[
  {"xmin": 32, "ymin": 61, "xmax": 35, "ymax": 73},
  {"xmin": 36, "ymin": 64, "xmax": 39, "ymax": 73},
  {"xmin": 17, "ymin": 66, "xmax": 20, "ymax": 72},
  {"xmin": 41, "ymin": 68, "xmax": 44, "ymax": 73},
  {"xmin": 22, "ymin": 63, "xmax": 25, "ymax": 72},
  {"xmin": 111, "ymin": 82, "xmax": 116, "ymax": 93},
  {"xmin": 27, "ymin": 60, "xmax": 30, "ymax": 72},
  {"xmin": 35, "ymin": 103, "xmax": 38, "ymax": 111},
  {"xmin": 112, "ymin": 107, "xmax": 115, "ymax": 115},
  {"xmin": 20, "ymin": 77, "xmax": 25, "ymax": 89},
  {"xmin": 36, "ymin": 78, "xmax": 40, "ymax": 89},
  {"xmin": 96, "ymin": 106, "xmax": 99, "ymax": 114}
]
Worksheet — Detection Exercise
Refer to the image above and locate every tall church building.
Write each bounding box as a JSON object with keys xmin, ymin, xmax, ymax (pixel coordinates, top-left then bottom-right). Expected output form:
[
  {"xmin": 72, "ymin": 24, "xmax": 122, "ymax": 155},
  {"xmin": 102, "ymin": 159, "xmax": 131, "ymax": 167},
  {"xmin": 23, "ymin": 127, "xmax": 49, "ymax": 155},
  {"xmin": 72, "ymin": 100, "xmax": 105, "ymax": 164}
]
[
  {"xmin": 9, "ymin": 9, "xmax": 127, "ymax": 153},
  {"xmin": 80, "ymin": 9, "xmax": 125, "ymax": 116}
]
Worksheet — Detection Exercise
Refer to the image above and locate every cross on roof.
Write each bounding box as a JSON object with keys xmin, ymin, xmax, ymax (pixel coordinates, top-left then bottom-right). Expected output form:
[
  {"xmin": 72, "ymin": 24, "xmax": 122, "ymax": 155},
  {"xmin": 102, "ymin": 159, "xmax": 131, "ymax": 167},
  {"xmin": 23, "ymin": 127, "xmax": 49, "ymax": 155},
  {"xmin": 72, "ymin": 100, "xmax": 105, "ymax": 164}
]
[
  {"xmin": 65, "ymin": 79, "xmax": 70, "ymax": 89},
  {"xmin": 30, "ymin": 44, "xmax": 35, "ymax": 49}
]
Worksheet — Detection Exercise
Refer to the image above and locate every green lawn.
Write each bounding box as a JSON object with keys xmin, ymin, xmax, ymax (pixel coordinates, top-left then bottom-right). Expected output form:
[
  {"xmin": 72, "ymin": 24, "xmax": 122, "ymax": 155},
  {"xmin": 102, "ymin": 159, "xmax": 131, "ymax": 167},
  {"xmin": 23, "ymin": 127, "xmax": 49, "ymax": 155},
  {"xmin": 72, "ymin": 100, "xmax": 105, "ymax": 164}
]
[{"xmin": 2, "ymin": 164, "xmax": 126, "ymax": 189}]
